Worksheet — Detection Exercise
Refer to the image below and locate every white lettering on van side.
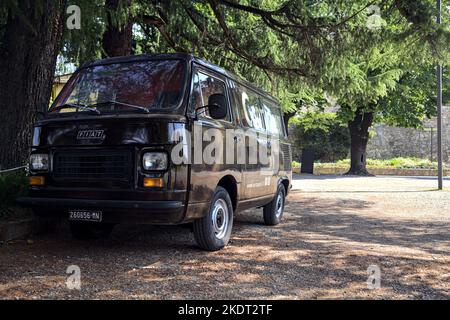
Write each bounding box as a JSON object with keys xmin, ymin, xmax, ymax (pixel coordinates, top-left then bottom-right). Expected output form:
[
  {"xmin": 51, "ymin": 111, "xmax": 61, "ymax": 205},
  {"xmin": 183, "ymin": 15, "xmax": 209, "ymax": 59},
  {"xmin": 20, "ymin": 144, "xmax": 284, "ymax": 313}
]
[{"xmin": 170, "ymin": 123, "xmax": 282, "ymax": 171}]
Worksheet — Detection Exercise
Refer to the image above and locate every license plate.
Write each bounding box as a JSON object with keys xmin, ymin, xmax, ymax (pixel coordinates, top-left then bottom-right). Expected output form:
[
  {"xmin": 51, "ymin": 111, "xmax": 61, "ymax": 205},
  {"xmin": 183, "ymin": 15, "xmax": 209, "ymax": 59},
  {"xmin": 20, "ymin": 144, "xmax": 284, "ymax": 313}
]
[{"xmin": 69, "ymin": 210, "xmax": 102, "ymax": 222}]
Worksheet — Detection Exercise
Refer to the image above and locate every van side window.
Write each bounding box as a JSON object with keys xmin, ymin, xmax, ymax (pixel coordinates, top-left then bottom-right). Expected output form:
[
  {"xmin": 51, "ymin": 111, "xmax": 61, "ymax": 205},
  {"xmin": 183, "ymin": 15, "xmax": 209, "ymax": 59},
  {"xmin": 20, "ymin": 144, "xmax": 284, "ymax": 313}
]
[
  {"xmin": 190, "ymin": 72, "xmax": 203, "ymax": 113},
  {"xmin": 191, "ymin": 71, "xmax": 229, "ymax": 121},
  {"xmin": 240, "ymin": 87, "xmax": 264, "ymax": 130},
  {"xmin": 227, "ymin": 79, "xmax": 242, "ymax": 124},
  {"xmin": 261, "ymin": 100, "xmax": 284, "ymax": 137}
]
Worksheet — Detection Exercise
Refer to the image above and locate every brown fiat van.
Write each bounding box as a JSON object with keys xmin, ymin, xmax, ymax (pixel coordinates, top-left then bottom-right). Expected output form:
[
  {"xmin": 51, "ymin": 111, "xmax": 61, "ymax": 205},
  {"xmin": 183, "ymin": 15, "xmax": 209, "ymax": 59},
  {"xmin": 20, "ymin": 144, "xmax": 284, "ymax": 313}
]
[{"xmin": 18, "ymin": 53, "xmax": 292, "ymax": 251}]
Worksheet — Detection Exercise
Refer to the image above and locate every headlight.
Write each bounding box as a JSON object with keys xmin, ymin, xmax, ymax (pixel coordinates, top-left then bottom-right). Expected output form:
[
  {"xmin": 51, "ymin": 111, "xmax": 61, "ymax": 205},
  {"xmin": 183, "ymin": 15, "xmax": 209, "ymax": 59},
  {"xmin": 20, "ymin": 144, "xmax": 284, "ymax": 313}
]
[
  {"xmin": 30, "ymin": 154, "xmax": 49, "ymax": 171},
  {"xmin": 142, "ymin": 152, "xmax": 168, "ymax": 171}
]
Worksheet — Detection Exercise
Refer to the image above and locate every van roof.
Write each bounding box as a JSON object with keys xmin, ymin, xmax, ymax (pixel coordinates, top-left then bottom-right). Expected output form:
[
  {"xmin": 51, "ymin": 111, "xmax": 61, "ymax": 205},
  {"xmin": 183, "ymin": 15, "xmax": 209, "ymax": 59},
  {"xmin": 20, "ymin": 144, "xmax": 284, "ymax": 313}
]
[{"xmin": 81, "ymin": 53, "xmax": 279, "ymax": 105}]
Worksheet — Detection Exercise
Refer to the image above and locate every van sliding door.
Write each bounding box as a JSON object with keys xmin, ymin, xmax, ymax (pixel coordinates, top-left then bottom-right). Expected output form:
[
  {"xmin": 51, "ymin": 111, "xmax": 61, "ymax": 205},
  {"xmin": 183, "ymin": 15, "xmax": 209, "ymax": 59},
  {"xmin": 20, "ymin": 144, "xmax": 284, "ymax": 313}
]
[{"xmin": 234, "ymin": 85, "xmax": 272, "ymax": 199}]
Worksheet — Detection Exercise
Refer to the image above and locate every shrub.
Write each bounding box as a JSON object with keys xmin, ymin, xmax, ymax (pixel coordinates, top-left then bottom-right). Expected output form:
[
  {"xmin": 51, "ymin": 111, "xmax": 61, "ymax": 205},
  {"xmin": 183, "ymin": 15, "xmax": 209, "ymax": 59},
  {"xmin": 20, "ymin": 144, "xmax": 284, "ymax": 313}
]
[
  {"xmin": 292, "ymin": 160, "xmax": 301, "ymax": 168},
  {"xmin": 0, "ymin": 169, "xmax": 28, "ymax": 215},
  {"xmin": 289, "ymin": 112, "xmax": 350, "ymax": 163},
  {"xmin": 292, "ymin": 157, "xmax": 439, "ymax": 169},
  {"xmin": 336, "ymin": 157, "xmax": 437, "ymax": 168}
]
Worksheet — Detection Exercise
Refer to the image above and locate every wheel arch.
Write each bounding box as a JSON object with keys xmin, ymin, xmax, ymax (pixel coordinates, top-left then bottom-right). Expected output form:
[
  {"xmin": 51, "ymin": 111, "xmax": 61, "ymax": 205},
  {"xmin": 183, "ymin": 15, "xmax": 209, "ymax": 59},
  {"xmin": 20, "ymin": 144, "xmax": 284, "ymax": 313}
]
[
  {"xmin": 279, "ymin": 177, "xmax": 290, "ymax": 195},
  {"xmin": 217, "ymin": 175, "xmax": 238, "ymax": 212}
]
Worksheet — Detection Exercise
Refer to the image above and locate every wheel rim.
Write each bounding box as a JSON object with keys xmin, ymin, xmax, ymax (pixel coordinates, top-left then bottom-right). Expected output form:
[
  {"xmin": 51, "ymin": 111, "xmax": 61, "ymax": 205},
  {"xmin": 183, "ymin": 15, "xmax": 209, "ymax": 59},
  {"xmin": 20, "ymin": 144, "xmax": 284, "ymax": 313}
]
[
  {"xmin": 211, "ymin": 198, "xmax": 229, "ymax": 240},
  {"xmin": 275, "ymin": 192, "xmax": 284, "ymax": 218}
]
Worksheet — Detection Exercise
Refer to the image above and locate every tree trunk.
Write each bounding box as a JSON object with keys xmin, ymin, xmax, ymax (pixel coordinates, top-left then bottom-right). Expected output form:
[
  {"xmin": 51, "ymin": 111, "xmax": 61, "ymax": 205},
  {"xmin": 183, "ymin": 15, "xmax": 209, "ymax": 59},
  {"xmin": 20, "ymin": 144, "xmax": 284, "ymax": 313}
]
[
  {"xmin": 283, "ymin": 111, "xmax": 296, "ymax": 137},
  {"xmin": 0, "ymin": 0, "xmax": 66, "ymax": 170},
  {"xmin": 102, "ymin": 0, "xmax": 133, "ymax": 57},
  {"xmin": 345, "ymin": 108, "xmax": 374, "ymax": 176}
]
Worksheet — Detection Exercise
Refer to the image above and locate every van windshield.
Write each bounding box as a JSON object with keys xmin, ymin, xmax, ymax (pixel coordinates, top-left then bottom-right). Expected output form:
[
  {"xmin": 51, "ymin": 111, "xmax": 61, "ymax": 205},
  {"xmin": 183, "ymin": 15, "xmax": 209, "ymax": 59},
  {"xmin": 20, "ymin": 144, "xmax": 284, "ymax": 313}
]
[{"xmin": 50, "ymin": 59, "xmax": 186, "ymax": 114}]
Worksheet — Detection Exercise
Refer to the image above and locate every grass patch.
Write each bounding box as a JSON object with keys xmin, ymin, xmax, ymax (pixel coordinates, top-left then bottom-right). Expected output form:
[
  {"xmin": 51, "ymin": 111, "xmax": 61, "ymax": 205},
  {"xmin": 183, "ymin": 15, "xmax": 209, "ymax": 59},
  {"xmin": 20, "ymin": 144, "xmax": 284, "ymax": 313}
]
[{"xmin": 293, "ymin": 157, "xmax": 441, "ymax": 169}]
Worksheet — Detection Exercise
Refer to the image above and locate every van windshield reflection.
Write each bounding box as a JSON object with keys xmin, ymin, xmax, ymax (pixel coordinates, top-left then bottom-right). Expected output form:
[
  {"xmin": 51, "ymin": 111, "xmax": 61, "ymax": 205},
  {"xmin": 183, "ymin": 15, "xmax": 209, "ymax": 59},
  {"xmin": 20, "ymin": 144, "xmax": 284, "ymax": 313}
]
[{"xmin": 49, "ymin": 59, "xmax": 186, "ymax": 114}]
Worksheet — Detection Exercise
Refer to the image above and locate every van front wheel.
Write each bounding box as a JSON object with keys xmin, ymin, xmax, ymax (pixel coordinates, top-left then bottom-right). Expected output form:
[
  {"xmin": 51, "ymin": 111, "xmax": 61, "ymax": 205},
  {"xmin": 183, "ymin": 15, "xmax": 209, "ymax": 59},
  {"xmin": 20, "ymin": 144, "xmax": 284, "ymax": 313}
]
[
  {"xmin": 263, "ymin": 184, "xmax": 286, "ymax": 225},
  {"xmin": 193, "ymin": 186, "xmax": 233, "ymax": 251}
]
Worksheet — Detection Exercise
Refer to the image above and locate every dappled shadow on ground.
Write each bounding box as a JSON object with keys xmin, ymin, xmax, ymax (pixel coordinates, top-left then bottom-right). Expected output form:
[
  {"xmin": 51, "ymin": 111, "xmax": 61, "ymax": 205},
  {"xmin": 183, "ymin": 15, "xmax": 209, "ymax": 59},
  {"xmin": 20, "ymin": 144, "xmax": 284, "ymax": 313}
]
[{"xmin": 0, "ymin": 181, "xmax": 449, "ymax": 299}]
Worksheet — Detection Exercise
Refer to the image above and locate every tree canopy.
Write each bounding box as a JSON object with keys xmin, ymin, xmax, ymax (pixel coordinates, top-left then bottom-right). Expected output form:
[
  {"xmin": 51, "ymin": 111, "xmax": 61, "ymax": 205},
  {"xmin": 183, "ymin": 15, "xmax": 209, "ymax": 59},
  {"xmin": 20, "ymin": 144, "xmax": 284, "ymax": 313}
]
[
  {"xmin": 55, "ymin": 1, "xmax": 450, "ymax": 112},
  {"xmin": 0, "ymin": 0, "xmax": 449, "ymax": 172}
]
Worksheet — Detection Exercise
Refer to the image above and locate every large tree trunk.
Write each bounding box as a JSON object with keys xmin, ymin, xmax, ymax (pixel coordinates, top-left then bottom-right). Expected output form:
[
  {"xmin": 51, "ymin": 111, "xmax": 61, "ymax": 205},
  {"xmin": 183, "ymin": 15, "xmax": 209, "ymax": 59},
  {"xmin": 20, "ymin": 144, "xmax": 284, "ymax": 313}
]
[
  {"xmin": 346, "ymin": 108, "xmax": 374, "ymax": 176},
  {"xmin": 283, "ymin": 111, "xmax": 296, "ymax": 137},
  {"xmin": 102, "ymin": 0, "xmax": 133, "ymax": 57},
  {"xmin": 0, "ymin": 0, "xmax": 66, "ymax": 170}
]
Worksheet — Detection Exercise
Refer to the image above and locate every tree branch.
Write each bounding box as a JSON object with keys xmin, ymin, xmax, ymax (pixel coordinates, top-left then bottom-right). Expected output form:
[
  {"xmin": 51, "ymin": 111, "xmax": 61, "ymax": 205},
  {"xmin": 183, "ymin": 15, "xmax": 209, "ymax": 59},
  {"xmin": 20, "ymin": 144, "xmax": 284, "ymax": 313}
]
[
  {"xmin": 207, "ymin": 0, "xmax": 308, "ymax": 76},
  {"xmin": 139, "ymin": 15, "xmax": 188, "ymax": 52}
]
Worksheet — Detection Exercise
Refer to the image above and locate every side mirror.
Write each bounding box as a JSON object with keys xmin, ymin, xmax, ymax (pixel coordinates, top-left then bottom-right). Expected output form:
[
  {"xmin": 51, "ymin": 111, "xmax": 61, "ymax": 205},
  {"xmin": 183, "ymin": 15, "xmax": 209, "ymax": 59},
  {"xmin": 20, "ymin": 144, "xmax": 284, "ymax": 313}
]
[
  {"xmin": 194, "ymin": 94, "xmax": 228, "ymax": 120},
  {"xmin": 207, "ymin": 93, "xmax": 227, "ymax": 119}
]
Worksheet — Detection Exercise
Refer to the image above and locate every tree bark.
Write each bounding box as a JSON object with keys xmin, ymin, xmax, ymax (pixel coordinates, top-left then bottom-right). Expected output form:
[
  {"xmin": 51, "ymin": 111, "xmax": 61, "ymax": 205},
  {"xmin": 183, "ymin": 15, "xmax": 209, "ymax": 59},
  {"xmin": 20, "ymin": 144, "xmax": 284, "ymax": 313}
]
[
  {"xmin": 102, "ymin": 0, "xmax": 133, "ymax": 57},
  {"xmin": 0, "ymin": 0, "xmax": 66, "ymax": 170},
  {"xmin": 283, "ymin": 111, "xmax": 296, "ymax": 137},
  {"xmin": 346, "ymin": 108, "xmax": 374, "ymax": 176}
]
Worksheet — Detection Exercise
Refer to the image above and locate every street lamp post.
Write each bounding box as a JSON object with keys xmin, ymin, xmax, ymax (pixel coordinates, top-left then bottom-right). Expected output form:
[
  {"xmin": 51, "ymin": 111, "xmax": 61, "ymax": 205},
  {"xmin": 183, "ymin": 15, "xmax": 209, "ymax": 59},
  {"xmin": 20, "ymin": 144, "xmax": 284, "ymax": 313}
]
[{"xmin": 437, "ymin": 0, "xmax": 443, "ymax": 190}]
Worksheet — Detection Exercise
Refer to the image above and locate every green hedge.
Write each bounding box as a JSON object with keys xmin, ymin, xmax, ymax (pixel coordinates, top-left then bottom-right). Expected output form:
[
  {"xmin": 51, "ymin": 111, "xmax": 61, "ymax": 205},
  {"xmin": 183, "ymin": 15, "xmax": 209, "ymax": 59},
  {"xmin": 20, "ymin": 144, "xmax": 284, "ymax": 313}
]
[
  {"xmin": 289, "ymin": 112, "xmax": 350, "ymax": 163},
  {"xmin": 335, "ymin": 157, "xmax": 438, "ymax": 169},
  {"xmin": 0, "ymin": 169, "xmax": 28, "ymax": 215},
  {"xmin": 292, "ymin": 157, "xmax": 439, "ymax": 169}
]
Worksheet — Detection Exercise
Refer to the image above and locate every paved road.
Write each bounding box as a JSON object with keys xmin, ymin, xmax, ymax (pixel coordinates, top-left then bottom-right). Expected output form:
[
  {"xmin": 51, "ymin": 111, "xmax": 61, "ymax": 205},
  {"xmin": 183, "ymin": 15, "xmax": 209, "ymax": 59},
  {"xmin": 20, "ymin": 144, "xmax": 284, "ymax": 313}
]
[{"xmin": 0, "ymin": 175, "xmax": 449, "ymax": 299}]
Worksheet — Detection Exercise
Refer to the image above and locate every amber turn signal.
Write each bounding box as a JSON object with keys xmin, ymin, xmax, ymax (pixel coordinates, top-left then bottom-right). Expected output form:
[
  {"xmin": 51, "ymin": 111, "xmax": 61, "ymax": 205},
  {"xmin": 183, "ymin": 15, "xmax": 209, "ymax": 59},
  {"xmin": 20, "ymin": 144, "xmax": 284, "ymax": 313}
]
[
  {"xmin": 29, "ymin": 176, "xmax": 45, "ymax": 186},
  {"xmin": 143, "ymin": 177, "xmax": 163, "ymax": 188}
]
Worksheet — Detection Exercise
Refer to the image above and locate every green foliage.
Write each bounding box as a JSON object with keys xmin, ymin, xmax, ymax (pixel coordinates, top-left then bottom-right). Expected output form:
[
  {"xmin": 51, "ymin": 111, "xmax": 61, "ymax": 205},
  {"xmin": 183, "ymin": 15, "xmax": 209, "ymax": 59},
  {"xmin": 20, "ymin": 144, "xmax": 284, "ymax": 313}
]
[
  {"xmin": 61, "ymin": 0, "xmax": 107, "ymax": 64},
  {"xmin": 51, "ymin": 0, "xmax": 450, "ymax": 130},
  {"xmin": 316, "ymin": 0, "xmax": 450, "ymax": 130},
  {"xmin": 292, "ymin": 160, "xmax": 301, "ymax": 168},
  {"xmin": 336, "ymin": 157, "xmax": 438, "ymax": 169},
  {"xmin": 0, "ymin": 169, "xmax": 28, "ymax": 213},
  {"xmin": 292, "ymin": 157, "xmax": 439, "ymax": 169},
  {"xmin": 290, "ymin": 112, "xmax": 350, "ymax": 162},
  {"xmin": 378, "ymin": 65, "xmax": 450, "ymax": 128}
]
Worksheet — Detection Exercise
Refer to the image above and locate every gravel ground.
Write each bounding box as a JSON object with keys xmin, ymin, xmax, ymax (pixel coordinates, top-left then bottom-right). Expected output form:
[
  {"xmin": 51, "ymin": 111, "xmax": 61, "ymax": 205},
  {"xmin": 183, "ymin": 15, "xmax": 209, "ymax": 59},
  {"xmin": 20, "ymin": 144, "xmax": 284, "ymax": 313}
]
[{"xmin": 0, "ymin": 175, "xmax": 449, "ymax": 300}]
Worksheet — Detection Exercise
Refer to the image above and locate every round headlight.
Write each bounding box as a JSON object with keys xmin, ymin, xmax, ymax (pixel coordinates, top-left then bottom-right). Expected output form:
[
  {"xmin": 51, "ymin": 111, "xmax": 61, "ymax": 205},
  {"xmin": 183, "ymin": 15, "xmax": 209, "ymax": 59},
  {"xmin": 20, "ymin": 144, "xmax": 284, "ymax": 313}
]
[
  {"xmin": 142, "ymin": 152, "xmax": 168, "ymax": 171},
  {"xmin": 30, "ymin": 154, "xmax": 49, "ymax": 171}
]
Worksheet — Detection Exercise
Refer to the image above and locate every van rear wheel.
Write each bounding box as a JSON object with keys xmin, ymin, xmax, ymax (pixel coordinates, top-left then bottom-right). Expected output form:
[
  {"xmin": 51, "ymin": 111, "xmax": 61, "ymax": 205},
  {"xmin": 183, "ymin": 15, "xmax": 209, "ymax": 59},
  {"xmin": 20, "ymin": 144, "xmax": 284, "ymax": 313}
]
[
  {"xmin": 69, "ymin": 222, "xmax": 114, "ymax": 240},
  {"xmin": 263, "ymin": 184, "xmax": 286, "ymax": 226},
  {"xmin": 193, "ymin": 186, "xmax": 233, "ymax": 251}
]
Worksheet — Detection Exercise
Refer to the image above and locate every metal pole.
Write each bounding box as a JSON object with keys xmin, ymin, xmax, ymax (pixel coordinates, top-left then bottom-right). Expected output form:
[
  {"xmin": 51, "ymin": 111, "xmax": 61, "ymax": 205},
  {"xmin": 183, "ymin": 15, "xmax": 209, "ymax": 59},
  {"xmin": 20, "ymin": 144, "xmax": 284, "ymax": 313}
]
[
  {"xmin": 431, "ymin": 127, "xmax": 433, "ymax": 162},
  {"xmin": 437, "ymin": 0, "xmax": 443, "ymax": 190}
]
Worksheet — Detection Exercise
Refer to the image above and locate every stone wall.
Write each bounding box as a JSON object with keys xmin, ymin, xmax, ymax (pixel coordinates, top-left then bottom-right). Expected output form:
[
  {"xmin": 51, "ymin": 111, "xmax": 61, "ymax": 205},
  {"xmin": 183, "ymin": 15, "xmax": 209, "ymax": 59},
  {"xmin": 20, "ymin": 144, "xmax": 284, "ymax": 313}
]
[
  {"xmin": 367, "ymin": 106, "xmax": 450, "ymax": 162},
  {"xmin": 288, "ymin": 107, "xmax": 450, "ymax": 163}
]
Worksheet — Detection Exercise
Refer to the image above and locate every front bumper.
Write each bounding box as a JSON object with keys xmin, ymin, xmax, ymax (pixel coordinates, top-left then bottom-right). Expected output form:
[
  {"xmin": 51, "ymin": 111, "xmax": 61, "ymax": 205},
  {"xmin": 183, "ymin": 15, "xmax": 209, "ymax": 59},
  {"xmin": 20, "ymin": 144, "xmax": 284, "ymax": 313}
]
[{"xmin": 17, "ymin": 197, "xmax": 186, "ymax": 225}]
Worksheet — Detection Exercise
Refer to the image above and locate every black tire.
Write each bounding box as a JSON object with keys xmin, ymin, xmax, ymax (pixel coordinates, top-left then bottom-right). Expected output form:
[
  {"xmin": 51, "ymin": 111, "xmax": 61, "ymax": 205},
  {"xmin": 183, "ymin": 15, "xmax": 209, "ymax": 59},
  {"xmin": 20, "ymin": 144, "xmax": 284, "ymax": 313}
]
[
  {"xmin": 263, "ymin": 184, "xmax": 286, "ymax": 226},
  {"xmin": 193, "ymin": 186, "xmax": 233, "ymax": 251},
  {"xmin": 69, "ymin": 222, "xmax": 115, "ymax": 240}
]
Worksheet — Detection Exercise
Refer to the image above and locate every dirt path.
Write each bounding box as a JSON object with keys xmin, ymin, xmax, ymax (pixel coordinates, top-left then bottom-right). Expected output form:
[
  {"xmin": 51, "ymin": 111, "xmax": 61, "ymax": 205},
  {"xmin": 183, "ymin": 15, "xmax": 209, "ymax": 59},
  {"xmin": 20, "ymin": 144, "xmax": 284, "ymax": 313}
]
[{"xmin": 0, "ymin": 175, "xmax": 449, "ymax": 299}]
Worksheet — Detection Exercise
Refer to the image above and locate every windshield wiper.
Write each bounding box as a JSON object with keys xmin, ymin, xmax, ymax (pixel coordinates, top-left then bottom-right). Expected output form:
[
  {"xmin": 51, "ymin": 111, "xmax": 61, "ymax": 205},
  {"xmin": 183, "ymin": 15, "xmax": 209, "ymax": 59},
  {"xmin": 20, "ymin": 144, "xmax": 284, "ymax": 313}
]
[
  {"xmin": 49, "ymin": 103, "xmax": 101, "ymax": 114},
  {"xmin": 88, "ymin": 100, "xmax": 150, "ymax": 113}
]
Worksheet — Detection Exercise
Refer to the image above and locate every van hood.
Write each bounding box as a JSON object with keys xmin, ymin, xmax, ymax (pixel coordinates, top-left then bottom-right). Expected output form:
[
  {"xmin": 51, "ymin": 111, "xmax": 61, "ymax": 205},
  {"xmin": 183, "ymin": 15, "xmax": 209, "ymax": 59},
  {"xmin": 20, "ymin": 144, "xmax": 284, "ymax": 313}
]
[{"xmin": 33, "ymin": 114, "xmax": 187, "ymax": 147}]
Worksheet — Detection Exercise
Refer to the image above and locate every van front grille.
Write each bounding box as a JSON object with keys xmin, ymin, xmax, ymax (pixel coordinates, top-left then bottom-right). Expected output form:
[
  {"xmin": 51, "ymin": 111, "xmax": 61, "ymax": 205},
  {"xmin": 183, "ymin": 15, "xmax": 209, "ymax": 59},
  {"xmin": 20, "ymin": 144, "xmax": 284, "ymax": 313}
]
[{"xmin": 53, "ymin": 150, "xmax": 132, "ymax": 180}]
